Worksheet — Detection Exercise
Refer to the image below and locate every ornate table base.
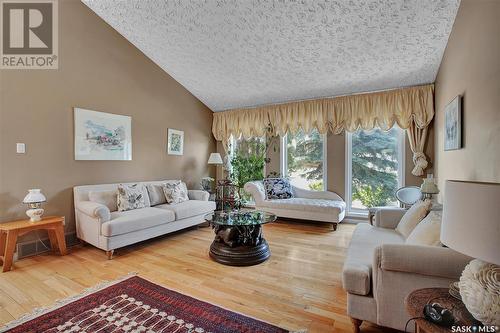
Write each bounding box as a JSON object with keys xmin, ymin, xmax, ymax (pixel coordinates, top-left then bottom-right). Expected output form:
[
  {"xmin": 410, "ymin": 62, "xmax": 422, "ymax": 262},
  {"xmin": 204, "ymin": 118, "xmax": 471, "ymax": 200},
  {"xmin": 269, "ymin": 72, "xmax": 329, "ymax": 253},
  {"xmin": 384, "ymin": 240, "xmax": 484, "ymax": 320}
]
[
  {"xmin": 210, "ymin": 239, "xmax": 270, "ymax": 266},
  {"xmin": 209, "ymin": 224, "xmax": 270, "ymax": 266}
]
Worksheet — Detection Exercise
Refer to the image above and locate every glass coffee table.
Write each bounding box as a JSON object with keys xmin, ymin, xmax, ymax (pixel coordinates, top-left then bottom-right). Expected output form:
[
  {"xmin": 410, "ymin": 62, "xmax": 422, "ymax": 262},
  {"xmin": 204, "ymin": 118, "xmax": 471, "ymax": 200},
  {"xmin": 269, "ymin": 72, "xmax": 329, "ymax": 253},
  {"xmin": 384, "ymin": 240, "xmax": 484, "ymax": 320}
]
[{"xmin": 204, "ymin": 210, "xmax": 277, "ymax": 266}]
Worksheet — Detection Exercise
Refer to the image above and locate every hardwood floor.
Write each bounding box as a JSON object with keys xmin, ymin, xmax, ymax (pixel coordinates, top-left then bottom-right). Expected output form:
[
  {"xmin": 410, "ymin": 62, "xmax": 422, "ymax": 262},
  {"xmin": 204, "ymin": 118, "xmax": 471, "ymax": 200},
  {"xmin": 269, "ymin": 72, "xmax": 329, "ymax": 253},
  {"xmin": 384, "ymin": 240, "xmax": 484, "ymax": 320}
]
[{"xmin": 0, "ymin": 220, "xmax": 396, "ymax": 332}]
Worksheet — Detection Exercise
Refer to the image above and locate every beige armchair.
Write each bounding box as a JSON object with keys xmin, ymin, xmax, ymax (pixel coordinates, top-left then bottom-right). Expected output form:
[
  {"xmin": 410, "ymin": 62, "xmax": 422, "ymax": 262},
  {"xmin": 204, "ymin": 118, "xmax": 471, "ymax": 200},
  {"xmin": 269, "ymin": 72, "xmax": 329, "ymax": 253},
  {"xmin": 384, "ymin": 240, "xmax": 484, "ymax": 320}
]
[{"xmin": 343, "ymin": 207, "xmax": 471, "ymax": 332}]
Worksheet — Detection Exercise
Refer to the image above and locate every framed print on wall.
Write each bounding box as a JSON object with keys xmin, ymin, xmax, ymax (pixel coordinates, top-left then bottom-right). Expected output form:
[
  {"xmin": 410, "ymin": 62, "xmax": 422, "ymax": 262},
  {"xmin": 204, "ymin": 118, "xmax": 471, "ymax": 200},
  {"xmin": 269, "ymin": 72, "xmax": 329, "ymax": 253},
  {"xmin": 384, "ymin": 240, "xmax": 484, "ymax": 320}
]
[
  {"xmin": 74, "ymin": 108, "xmax": 132, "ymax": 160},
  {"xmin": 444, "ymin": 95, "xmax": 462, "ymax": 151},
  {"xmin": 167, "ymin": 128, "xmax": 184, "ymax": 155}
]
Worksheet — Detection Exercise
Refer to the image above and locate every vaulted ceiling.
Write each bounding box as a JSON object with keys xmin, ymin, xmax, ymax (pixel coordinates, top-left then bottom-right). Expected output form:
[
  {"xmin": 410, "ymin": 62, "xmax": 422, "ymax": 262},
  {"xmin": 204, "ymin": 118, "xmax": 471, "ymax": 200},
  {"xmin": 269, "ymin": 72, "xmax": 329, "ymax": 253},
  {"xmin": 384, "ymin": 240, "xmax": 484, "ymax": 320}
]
[{"xmin": 83, "ymin": 0, "xmax": 460, "ymax": 112}]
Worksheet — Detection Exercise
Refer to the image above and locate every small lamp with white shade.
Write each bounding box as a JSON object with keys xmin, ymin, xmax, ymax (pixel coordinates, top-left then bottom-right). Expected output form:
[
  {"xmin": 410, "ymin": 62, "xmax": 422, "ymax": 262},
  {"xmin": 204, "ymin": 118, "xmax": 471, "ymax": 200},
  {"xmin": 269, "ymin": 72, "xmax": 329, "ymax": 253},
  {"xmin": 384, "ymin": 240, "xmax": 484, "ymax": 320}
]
[
  {"xmin": 440, "ymin": 180, "xmax": 500, "ymax": 326},
  {"xmin": 207, "ymin": 152, "xmax": 225, "ymax": 186},
  {"xmin": 420, "ymin": 174, "xmax": 439, "ymax": 200},
  {"xmin": 207, "ymin": 153, "xmax": 223, "ymax": 165},
  {"xmin": 23, "ymin": 189, "xmax": 46, "ymax": 222}
]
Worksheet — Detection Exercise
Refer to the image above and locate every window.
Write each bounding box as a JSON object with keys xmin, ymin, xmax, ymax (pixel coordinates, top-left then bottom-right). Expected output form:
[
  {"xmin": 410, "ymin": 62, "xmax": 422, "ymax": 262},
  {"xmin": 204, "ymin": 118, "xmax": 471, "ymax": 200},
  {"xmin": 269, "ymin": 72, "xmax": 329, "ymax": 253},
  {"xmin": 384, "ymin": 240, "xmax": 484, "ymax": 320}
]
[
  {"xmin": 346, "ymin": 127, "xmax": 405, "ymax": 215},
  {"xmin": 281, "ymin": 129, "xmax": 327, "ymax": 191},
  {"xmin": 230, "ymin": 135, "xmax": 266, "ymax": 202}
]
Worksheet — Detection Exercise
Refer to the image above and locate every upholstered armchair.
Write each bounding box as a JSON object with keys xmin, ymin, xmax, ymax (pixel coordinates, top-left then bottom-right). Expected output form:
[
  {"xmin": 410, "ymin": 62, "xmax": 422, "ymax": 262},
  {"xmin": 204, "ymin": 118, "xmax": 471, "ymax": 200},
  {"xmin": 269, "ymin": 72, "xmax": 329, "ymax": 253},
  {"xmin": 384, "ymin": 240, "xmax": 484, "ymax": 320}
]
[{"xmin": 343, "ymin": 207, "xmax": 471, "ymax": 332}]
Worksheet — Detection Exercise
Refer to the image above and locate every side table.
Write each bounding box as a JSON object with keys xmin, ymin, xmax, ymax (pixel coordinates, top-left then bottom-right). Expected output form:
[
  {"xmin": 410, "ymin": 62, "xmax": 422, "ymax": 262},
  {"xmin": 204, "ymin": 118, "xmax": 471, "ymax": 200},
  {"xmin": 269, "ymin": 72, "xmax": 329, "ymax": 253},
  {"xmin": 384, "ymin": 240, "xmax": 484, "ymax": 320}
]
[
  {"xmin": 0, "ymin": 216, "xmax": 67, "ymax": 272},
  {"xmin": 405, "ymin": 288, "xmax": 477, "ymax": 333}
]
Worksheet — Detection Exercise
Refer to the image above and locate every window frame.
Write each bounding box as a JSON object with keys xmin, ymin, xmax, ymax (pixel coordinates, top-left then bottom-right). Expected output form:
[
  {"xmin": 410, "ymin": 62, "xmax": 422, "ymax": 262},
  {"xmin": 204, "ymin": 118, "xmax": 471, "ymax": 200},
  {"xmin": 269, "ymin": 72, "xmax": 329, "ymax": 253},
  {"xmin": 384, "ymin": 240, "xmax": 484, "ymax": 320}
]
[
  {"xmin": 345, "ymin": 127, "xmax": 406, "ymax": 217},
  {"xmin": 280, "ymin": 130, "xmax": 328, "ymax": 191}
]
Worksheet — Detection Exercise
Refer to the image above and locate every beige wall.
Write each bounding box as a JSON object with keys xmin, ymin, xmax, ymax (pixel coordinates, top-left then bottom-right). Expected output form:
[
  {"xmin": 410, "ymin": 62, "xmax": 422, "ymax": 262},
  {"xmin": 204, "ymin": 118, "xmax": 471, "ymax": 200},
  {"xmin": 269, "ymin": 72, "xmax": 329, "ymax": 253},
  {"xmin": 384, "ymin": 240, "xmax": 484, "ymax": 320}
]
[
  {"xmin": 434, "ymin": 0, "xmax": 500, "ymax": 200},
  {"xmin": 0, "ymin": 1, "xmax": 215, "ymax": 239}
]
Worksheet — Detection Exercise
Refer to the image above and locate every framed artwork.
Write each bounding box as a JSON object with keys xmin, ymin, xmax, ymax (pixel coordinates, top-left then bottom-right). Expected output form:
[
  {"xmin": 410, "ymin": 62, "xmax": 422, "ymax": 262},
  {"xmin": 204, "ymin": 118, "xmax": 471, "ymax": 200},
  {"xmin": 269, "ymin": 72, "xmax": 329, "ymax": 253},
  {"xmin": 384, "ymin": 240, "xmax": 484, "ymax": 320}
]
[
  {"xmin": 444, "ymin": 95, "xmax": 462, "ymax": 151},
  {"xmin": 74, "ymin": 108, "xmax": 132, "ymax": 160},
  {"xmin": 167, "ymin": 128, "xmax": 184, "ymax": 155}
]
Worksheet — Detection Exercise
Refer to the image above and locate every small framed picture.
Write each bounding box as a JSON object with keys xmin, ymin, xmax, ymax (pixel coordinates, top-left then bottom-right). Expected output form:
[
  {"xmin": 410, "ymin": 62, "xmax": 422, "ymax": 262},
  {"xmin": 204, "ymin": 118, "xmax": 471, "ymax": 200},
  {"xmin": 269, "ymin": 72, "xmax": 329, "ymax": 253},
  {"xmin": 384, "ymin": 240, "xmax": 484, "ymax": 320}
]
[
  {"xmin": 167, "ymin": 129, "xmax": 184, "ymax": 155},
  {"xmin": 444, "ymin": 95, "xmax": 462, "ymax": 151}
]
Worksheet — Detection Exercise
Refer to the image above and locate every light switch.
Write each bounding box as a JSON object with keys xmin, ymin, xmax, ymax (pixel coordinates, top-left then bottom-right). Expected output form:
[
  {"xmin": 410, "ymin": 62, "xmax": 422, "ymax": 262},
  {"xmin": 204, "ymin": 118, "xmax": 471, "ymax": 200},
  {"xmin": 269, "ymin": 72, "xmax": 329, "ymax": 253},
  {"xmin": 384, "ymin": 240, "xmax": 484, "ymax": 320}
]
[{"xmin": 16, "ymin": 143, "xmax": 25, "ymax": 154}]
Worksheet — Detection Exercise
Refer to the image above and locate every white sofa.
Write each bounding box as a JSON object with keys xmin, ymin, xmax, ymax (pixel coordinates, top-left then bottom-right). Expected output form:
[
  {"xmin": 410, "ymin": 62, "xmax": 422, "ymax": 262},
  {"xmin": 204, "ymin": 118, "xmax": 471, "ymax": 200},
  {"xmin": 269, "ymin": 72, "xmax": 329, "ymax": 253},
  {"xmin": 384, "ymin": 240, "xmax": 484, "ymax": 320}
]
[
  {"xmin": 74, "ymin": 180, "xmax": 215, "ymax": 258},
  {"xmin": 244, "ymin": 181, "xmax": 346, "ymax": 230},
  {"xmin": 343, "ymin": 207, "xmax": 471, "ymax": 332}
]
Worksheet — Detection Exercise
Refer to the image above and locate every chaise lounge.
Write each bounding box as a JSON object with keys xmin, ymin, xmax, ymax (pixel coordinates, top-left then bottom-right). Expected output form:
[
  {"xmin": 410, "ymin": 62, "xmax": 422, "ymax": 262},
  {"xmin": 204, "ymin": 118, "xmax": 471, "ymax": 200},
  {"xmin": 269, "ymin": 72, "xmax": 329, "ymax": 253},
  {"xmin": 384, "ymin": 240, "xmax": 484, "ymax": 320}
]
[{"xmin": 244, "ymin": 181, "xmax": 346, "ymax": 230}]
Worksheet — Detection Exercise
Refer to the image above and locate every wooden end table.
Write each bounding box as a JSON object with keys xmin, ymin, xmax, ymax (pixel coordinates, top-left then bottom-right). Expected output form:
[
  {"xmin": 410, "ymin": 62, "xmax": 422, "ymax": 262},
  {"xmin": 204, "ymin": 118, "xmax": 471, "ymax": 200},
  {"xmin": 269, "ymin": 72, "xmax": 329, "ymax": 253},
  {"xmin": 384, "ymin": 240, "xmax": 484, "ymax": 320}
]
[
  {"xmin": 0, "ymin": 216, "xmax": 67, "ymax": 272},
  {"xmin": 405, "ymin": 288, "xmax": 478, "ymax": 333}
]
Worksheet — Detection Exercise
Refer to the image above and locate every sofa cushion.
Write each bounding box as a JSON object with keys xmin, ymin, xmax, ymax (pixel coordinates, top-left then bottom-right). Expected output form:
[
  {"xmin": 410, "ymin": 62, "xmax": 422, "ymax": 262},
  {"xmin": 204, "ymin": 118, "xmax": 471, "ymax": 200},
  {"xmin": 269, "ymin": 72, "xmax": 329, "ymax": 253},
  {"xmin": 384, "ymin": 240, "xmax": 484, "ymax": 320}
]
[
  {"xmin": 342, "ymin": 223, "xmax": 404, "ymax": 296},
  {"xmin": 117, "ymin": 184, "xmax": 148, "ymax": 212},
  {"xmin": 406, "ymin": 211, "xmax": 443, "ymax": 246},
  {"xmin": 155, "ymin": 200, "xmax": 216, "ymax": 220},
  {"xmin": 102, "ymin": 207, "xmax": 175, "ymax": 237},
  {"xmin": 395, "ymin": 199, "xmax": 432, "ymax": 238},
  {"xmin": 163, "ymin": 181, "xmax": 189, "ymax": 204},
  {"xmin": 146, "ymin": 184, "xmax": 167, "ymax": 206},
  {"xmin": 88, "ymin": 190, "xmax": 117, "ymax": 212},
  {"xmin": 260, "ymin": 197, "xmax": 345, "ymax": 215},
  {"xmin": 263, "ymin": 178, "xmax": 293, "ymax": 199}
]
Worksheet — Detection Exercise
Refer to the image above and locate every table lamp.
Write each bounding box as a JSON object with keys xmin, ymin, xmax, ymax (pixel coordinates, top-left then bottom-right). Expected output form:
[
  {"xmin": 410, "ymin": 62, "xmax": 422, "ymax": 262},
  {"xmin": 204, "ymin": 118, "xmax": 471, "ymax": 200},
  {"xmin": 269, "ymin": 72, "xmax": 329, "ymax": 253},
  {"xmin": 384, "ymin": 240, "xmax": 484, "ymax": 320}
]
[
  {"xmin": 420, "ymin": 174, "xmax": 439, "ymax": 200},
  {"xmin": 208, "ymin": 152, "xmax": 224, "ymax": 181},
  {"xmin": 440, "ymin": 180, "xmax": 500, "ymax": 326},
  {"xmin": 208, "ymin": 153, "xmax": 223, "ymax": 165},
  {"xmin": 23, "ymin": 189, "xmax": 46, "ymax": 222}
]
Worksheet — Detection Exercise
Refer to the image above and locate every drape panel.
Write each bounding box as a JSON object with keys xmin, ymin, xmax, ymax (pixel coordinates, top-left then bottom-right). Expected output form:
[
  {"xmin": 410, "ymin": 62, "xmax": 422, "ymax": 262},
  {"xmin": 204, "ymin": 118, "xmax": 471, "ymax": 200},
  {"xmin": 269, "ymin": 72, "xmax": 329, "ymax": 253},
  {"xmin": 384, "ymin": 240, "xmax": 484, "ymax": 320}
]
[{"xmin": 212, "ymin": 84, "xmax": 434, "ymax": 176}]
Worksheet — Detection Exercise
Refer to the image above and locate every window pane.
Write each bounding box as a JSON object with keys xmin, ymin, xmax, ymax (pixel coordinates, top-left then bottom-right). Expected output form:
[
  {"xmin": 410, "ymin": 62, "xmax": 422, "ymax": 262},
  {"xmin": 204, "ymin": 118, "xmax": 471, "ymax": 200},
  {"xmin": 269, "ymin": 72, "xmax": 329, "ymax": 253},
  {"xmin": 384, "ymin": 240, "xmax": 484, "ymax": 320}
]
[
  {"xmin": 286, "ymin": 129, "xmax": 324, "ymax": 190},
  {"xmin": 230, "ymin": 136, "xmax": 266, "ymax": 202},
  {"xmin": 350, "ymin": 128, "xmax": 401, "ymax": 210}
]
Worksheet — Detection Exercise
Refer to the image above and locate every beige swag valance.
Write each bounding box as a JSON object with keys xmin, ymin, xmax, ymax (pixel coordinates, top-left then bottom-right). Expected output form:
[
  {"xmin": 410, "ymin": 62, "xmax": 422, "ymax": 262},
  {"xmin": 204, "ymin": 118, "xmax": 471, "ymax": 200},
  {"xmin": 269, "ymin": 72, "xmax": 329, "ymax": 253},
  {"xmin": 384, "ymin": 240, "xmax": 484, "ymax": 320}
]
[{"xmin": 212, "ymin": 84, "xmax": 434, "ymax": 176}]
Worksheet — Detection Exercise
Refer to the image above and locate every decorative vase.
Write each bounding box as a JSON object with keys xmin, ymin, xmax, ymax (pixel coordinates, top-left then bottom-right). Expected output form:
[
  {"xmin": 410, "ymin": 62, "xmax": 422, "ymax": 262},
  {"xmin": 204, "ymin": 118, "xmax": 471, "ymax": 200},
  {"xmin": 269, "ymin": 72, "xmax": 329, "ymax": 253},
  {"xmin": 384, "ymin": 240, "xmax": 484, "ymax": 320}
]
[{"xmin": 458, "ymin": 259, "xmax": 500, "ymax": 326}]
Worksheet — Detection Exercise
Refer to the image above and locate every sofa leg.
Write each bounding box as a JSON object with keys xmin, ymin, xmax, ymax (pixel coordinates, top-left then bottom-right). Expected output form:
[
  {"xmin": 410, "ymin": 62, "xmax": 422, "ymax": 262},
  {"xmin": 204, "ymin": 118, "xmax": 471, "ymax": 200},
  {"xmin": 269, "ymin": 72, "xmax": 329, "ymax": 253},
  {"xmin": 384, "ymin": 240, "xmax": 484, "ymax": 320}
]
[
  {"xmin": 332, "ymin": 223, "xmax": 338, "ymax": 231},
  {"xmin": 106, "ymin": 250, "xmax": 114, "ymax": 260},
  {"xmin": 350, "ymin": 317, "xmax": 362, "ymax": 333}
]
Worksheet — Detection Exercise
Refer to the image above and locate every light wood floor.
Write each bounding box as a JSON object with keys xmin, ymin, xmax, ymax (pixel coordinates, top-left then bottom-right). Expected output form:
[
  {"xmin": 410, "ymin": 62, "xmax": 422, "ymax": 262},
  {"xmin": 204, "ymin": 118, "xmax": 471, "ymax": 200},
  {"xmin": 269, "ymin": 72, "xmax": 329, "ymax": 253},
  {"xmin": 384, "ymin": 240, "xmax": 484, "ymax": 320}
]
[{"xmin": 0, "ymin": 220, "xmax": 397, "ymax": 332}]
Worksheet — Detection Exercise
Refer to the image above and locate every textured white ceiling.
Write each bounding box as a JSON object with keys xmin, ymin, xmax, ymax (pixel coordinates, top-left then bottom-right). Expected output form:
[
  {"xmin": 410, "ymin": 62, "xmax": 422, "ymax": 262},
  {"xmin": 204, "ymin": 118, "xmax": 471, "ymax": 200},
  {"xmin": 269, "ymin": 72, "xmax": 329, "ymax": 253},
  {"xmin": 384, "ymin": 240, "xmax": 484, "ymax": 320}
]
[{"xmin": 83, "ymin": 0, "xmax": 460, "ymax": 111}]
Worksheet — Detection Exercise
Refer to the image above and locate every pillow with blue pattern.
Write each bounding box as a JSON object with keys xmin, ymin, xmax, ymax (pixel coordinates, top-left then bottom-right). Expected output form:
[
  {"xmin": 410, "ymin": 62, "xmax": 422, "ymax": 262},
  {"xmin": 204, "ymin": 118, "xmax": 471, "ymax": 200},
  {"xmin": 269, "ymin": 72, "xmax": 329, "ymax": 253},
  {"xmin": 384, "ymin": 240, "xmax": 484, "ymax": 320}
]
[{"xmin": 263, "ymin": 178, "xmax": 293, "ymax": 199}]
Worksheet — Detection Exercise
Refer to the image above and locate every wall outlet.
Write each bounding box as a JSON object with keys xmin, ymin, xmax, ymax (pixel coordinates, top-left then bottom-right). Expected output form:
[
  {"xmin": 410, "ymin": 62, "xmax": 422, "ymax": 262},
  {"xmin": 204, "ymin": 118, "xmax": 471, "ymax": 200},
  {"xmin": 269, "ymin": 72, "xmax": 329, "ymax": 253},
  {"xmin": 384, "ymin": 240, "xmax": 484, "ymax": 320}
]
[{"xmin": 16, "ymin": 143, "xmax": 25, "ymax": 154}]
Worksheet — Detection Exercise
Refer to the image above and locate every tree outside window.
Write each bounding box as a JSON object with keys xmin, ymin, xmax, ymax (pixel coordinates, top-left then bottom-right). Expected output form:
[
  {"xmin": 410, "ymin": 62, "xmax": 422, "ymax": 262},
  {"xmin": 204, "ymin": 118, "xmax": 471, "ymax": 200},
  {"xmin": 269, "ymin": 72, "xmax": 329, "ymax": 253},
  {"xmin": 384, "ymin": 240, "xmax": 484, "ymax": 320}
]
[
  {"xmin": 285, "ymin": 129, "xmax": 325, "ymax": 191},
  {"xmin": 349, "ymin": 127, "xmax": 403, "ymax": 211}
]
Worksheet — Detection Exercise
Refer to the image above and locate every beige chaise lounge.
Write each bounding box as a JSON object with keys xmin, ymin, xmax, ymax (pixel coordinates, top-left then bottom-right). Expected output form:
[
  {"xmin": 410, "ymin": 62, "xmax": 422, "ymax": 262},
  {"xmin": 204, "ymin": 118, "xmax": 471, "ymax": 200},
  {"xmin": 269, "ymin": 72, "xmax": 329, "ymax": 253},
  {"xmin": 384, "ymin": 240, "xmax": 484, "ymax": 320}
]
[
  {"xmin": 244, "ymin": 181, "xmax": 346, "ymax": 230},
  {"xmin": 342, "ymin": 207, "xmax": 471, "ymax": 332}
]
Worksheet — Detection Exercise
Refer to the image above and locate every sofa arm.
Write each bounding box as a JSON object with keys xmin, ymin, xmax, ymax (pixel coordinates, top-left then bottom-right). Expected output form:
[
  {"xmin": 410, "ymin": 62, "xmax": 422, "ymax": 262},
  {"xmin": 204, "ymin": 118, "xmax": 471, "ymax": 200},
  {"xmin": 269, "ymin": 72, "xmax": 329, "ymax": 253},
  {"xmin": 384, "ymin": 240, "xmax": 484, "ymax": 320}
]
[
  {"xmin": 188, "ymin": 190, "xmax": 209, "ymax": 201},
  {"xmin": 244, "ymin": 181, "xmax": 265, "ymax": 205},
  {"xmin": 291, "ymin": 185, "xmax": 343, "ymax": 201},
  {"xmin": 375, "ymin": 244, "xmax": 472, "ymax": 279},
  {"xmin": 373, "ymin": 207, "xmax": 407, "ymax": 229},
  {"xmin": 76, "ymin": 201, "xmax": 111, "ymax": 222}
]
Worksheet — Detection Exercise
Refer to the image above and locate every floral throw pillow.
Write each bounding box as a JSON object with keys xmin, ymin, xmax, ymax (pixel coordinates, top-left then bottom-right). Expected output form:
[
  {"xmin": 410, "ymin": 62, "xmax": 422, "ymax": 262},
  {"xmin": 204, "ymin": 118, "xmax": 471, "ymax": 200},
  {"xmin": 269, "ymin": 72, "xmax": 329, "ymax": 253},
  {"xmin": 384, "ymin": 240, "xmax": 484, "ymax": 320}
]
[
  {"xmin": 162, "ymin": 181, "xmax": 189, "ymax": 204},
  {"xmin": 263, "ymin": 178, "xmax": 293, "ymax": 199},
  {"xmin": 117, "ymin": 184, "xmax": 147, "ymax": 212}
]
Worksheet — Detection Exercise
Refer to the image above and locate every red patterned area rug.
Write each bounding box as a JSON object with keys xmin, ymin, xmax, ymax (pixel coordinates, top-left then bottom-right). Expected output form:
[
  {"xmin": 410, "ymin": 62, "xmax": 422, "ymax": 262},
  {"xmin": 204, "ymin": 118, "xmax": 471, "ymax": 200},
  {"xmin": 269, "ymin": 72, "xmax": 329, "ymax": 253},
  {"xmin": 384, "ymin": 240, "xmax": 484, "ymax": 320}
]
[{"xmin": 1, "ymin": 275, "xmax": 288, "ymax": 333}]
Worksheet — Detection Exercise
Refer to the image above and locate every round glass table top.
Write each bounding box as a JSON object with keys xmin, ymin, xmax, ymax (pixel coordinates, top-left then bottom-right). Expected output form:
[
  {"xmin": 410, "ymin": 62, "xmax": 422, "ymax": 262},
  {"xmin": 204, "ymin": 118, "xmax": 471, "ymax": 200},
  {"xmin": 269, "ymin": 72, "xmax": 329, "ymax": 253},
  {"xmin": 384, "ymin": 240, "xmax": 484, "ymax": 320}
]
[{"xmin": 204, "ymin": 209, "xmax": 277, "ymax": 226}]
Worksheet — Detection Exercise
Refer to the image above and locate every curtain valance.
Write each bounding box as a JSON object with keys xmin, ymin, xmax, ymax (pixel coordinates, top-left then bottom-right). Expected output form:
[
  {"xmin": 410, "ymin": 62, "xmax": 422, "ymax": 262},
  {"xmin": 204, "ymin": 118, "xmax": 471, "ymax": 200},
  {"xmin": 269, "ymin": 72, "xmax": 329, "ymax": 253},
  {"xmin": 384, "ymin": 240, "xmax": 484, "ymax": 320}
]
[{"xmin": 212, "ymin": 84, "xmax": 434, "ymax": 176}]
